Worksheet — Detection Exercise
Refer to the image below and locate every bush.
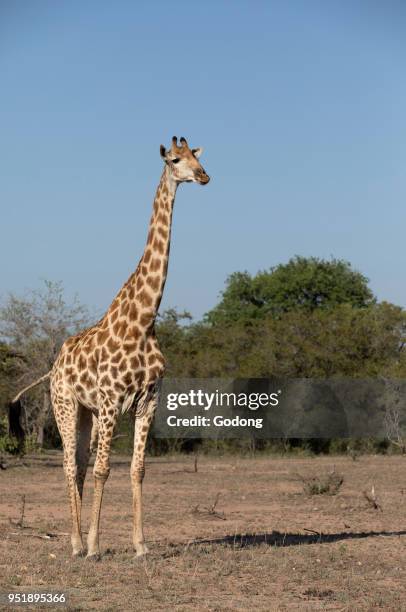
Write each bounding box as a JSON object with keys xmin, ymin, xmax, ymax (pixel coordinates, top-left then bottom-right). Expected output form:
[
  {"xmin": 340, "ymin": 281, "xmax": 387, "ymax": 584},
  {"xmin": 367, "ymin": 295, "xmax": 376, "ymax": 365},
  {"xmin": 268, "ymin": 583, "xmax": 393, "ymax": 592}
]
[
  {"xmin": 0, "ymin": 414, "xmax": 20, "ymax": 454},
  {"xmin": 298, "ymin": 469, "xmax": 344, "ymax": 495}
]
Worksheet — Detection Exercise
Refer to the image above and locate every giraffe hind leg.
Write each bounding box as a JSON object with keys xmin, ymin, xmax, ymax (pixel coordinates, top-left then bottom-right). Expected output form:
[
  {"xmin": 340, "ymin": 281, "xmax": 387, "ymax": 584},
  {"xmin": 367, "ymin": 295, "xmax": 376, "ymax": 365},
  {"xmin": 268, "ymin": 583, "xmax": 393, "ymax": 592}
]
[
  {"xmin": 76, "ymin": 405, "xmax": 93, "ymax": 504},
  {"xmin": 53, "ymin": 393, "xmax": 85, "ymax": 557}
]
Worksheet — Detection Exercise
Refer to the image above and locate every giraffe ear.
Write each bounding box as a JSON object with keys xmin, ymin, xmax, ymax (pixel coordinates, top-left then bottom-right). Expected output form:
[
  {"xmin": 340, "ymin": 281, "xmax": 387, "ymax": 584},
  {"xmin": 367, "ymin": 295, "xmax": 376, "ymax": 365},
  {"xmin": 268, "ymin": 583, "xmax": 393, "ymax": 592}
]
[
  {"xmin": 160, "ymin": 145, "xmax": 167, "ymax": 159},
  {"xmin": 192, "ymin": 147, "xmax": 203, "ymax": 159}
]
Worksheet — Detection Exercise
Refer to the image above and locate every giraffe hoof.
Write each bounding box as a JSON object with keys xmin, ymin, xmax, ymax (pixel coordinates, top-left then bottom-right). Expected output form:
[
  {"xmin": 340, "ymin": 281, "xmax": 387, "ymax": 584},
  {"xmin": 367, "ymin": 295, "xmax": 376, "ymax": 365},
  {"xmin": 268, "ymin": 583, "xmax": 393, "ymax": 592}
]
[
  {"xmin": 72, "ymin": 549, "xmax": 86, "ymax": 558},
  {"xmin": 134, "ymin": 543, "xmax": 149, "ymax": 557},
  {"xmin": 86, "ymin": 552, "xmax": 101, "ymax": 562}
]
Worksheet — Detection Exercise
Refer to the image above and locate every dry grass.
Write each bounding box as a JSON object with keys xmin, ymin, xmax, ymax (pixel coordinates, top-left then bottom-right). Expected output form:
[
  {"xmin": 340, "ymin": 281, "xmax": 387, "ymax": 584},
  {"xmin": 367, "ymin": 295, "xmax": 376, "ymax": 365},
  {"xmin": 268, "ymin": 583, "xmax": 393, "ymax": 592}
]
[
  {"xmin": 297, "ymin": 468, "xmax": 344, "ymax": 496},
  {"xmin": 1, "ymin": 453, "xmax": 406, "ymax": 610}
]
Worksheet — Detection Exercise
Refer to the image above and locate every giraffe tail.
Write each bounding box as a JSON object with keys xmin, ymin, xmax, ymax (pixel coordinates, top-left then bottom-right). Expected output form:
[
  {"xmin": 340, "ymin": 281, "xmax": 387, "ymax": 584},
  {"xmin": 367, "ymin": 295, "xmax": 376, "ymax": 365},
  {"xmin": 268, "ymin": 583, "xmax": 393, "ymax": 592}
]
[{"xmin": 11, "ymin": 371, "xmax": 52, "ymax": 404}]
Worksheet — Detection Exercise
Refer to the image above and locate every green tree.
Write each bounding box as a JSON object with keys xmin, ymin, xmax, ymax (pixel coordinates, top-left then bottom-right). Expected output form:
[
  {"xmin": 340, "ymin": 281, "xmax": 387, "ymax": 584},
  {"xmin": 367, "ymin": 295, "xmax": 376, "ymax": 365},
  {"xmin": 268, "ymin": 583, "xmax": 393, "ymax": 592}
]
[
  {"xmin": 205, "ymin": 257, "xmax": 375, "ymax": 325},
  {"xmin": 239, "ymin": 302, "xmax": 406, "ymax": 378},
  {"xmin": 155, "ymin": 309, "xmax": 192, "ymax": 376},
  {"xmin": 157, "ymin": 302, "xmax": 406, "ymax": 380},
  {"xmin": 0, "ymin": 343, "xmax": 20, "ymax": 411}
]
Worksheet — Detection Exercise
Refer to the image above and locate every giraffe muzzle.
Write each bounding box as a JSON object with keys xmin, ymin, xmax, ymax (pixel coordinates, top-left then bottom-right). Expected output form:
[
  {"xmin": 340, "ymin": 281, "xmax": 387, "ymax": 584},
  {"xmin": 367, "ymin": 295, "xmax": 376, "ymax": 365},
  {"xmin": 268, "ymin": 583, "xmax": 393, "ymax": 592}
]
[{"xmin": 195, "ymin": 170, "xmax": 210, "ymax": 185}]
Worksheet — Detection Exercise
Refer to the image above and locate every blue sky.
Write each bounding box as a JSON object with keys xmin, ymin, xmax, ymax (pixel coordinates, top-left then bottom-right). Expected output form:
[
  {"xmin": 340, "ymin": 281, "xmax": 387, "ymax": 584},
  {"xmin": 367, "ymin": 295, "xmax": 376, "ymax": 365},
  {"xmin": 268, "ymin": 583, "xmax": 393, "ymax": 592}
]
[{"xmin": 1, "ymin": 1, "xmax": 406, "ymax": 320}]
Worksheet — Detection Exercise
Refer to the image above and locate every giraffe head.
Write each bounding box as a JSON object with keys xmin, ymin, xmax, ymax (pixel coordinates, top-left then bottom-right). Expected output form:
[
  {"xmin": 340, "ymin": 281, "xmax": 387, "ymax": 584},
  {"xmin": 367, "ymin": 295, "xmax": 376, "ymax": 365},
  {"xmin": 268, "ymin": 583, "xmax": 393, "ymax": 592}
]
[{"xmin": 160, "ymin": 136, "xmax": 210, "ymax": 185}]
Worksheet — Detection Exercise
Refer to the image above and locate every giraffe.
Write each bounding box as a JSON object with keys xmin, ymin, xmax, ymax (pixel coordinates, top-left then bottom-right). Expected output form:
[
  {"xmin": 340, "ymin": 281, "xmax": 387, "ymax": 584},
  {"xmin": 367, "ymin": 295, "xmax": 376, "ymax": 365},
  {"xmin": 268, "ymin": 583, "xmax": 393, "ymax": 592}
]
[{"xmin": 11, "ymin": 136, "xmax": 210, "ymax": 559}]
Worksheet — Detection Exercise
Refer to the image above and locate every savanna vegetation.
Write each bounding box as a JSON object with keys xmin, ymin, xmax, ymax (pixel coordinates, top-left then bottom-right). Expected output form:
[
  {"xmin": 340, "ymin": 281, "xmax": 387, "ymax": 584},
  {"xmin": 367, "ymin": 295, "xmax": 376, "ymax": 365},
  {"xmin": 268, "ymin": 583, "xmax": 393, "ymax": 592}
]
[{"xmin": 1, "ymin": 257, "xmax": 406, "ymax": 455}]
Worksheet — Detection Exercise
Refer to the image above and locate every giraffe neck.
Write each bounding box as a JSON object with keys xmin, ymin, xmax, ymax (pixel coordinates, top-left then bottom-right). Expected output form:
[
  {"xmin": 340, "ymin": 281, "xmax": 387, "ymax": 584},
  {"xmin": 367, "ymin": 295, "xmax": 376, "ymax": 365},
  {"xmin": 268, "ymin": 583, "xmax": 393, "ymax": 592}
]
[
  {"xmin": 105, "ymin": 166, "xmax": 178, "ymax": 335},
  {"xmin": 138, "ymin": 165, "xmax": 177, "ymax": 315}
]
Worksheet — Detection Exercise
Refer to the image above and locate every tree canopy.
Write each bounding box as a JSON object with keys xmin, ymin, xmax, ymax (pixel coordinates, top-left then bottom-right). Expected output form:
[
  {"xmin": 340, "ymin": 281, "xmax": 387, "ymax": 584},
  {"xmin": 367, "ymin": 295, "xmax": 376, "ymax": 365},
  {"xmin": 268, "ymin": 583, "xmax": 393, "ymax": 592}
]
[
  {"xmin": 158, "ymin": 302, "xmax": 406, "ymax": 379},
  {"xmin": 205, "ymin": 256, "xmax": 375, "ymax": 325}
]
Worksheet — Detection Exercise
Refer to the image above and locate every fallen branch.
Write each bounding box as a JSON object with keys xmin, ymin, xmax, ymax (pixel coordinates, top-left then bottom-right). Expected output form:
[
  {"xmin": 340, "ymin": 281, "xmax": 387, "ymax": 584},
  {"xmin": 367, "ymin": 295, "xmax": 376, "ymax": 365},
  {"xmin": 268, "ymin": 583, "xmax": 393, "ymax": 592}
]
[
  {"xmin": 10, "ymin": 532, "xmax": 52, "ymax": 540},
  {"xmin": 191, "ymin": 493, "xmax": 226, "ymax": 521},
  {"xmin": 303, "ymin": 528, "xmax": 322, "ymax": 536},
  {"xmin": 9, "ymin": 530, "xmax": 69, "ymax": 540}
]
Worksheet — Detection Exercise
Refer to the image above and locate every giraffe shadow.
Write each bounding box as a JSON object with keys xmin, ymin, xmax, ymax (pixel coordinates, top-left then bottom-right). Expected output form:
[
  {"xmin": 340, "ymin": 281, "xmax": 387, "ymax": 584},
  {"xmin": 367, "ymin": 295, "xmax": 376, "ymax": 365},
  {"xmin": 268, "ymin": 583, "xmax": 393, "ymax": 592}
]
[
  {"xmin": 189, "ymin": 529, "xmax": 406, "ymax": 549},
  {"xmin": 95, "ymin": 529, "xmax": 406, "ymax": 561}
]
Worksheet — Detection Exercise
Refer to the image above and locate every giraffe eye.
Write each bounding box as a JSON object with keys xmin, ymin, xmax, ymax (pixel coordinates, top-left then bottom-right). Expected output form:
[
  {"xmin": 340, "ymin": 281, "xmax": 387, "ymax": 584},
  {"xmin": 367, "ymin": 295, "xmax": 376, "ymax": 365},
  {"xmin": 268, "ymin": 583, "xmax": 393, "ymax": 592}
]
[{"xmin": 172, "ymin": 158, "xmax": 180, "ymax": 164}]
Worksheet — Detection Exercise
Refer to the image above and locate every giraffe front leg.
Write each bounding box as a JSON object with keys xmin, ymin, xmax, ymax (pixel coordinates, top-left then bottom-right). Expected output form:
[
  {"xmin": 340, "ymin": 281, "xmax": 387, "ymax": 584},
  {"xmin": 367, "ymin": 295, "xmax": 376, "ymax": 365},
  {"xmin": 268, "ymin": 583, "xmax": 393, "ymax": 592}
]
[
  {"xmin": 131, "ymin": 394, "xmax": 157, "ymax": 557},
  {"xmin": 86, "ymin": 402, "xmax": 118, "ymax": 560}
]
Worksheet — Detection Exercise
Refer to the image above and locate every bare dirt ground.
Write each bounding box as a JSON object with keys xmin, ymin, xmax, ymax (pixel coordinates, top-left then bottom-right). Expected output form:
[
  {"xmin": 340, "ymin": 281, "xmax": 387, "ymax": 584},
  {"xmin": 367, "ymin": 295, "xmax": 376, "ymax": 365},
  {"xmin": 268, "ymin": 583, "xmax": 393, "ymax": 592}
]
[{"xmin": 1, "ymin": 453, "xmax": 406, "ymax": 611}]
